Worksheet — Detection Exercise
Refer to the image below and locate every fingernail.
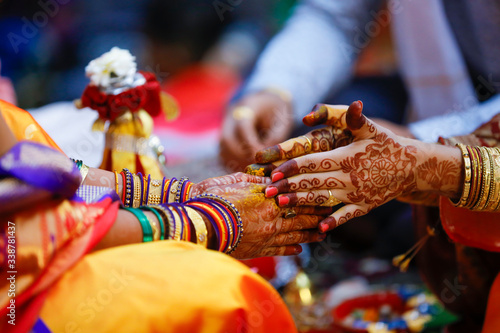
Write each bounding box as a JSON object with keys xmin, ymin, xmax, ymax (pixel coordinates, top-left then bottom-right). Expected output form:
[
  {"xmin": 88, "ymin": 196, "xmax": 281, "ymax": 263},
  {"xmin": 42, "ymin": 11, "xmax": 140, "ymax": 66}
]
[
  {"xmin": 319, "ymin": 223, "xmax": 329, "ymax": 233},
  {"xmin": 265, "ymin": 187, "xmax": 278, "ymax": 198},
  {"xmin": 318, "ymin": 233, "xmax": 327, "ymax": 241},
  {"xmin": 294, "ymin": 246, "xmax": 302, "ymax": 254},
  {"xmin": 277, "ymin": 195, "xmax": 289, "ymax": 206},
  {"xmin": 271, "ymin": 172, "xmax": 284, "ymax": 182}
]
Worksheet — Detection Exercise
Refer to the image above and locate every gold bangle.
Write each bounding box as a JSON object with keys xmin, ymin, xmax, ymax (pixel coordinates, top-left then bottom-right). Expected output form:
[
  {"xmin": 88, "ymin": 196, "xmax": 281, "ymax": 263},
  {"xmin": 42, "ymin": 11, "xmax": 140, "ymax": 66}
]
[
  {"xmin": 485, "ymin": 147, "xmax": 500, "ymax": 211},
  {"xmin": 484, "ymin": 147, "xmax": 496, "ymax": 210},
  {"xmin": 465, "ymin": 146, "xmax": 476, "ymax": 208},
  {"xmin": 168, "ymin": 180, "xmax": 179, "ymax": 203},
  {"xmin": 184, "ymin": 207, "xmax": 208, "ymax": 248},
  {"xmin": 149, "ymin": 213, "xmax": 161, "ymax": 241},
  {"xmin": 114, "ymin": 170, "xmax": 120, "ymax": 194},
  {"xmin": 468, "ymin": 146, "xmax": 482, "ymax": 208},
  {"xmin": 132, "ymin": 174, "xmax": 142, "ymax": 208},
  {"xmin": 474, "ymin": 147, "xmax": 492, "ymax": 210},
  {"xmin": 148, "ymin": 178, "xmax": 162, "ymax": 205},
  {"xmin": 452, "ymin": 144, "xmax": 471, "ymax": 207},
  {"xmin": 492, "ymin": 147, "xmax": 500, "ymax": 211},
  {"xmin": 151, "ymin": 205, "xmax": 175, "ymax": 240},
  {"xmin": 168, "ymin": 207, "xmax": 182, "ymax": 241}
]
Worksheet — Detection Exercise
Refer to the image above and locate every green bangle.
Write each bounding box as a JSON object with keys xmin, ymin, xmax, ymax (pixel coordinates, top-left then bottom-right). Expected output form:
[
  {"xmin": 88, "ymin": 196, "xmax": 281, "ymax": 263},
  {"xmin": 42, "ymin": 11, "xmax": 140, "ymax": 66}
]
[
  {"xmin": 141, "ymin": 206, "xmax": 165, "ymax": 240},
  {"xmin": 122, "ymin": 207, "xmax": 153, "ymax": 242}
]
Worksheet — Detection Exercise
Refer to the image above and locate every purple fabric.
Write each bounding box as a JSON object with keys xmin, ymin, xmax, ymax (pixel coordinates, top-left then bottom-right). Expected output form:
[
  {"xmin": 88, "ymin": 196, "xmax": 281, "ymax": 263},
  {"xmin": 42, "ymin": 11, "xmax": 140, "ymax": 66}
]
[
  {"xmin": 0, "ymin": 141, "xmax": 81, "ymax": 198},
  {"xmin": 74, "ymin": 185, "xmax": 121, "ymax": 204}
]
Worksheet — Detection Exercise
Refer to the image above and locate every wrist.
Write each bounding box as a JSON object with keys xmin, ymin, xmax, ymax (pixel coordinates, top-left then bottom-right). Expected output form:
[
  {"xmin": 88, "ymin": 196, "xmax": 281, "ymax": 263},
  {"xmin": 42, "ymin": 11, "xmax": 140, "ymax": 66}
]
[{"xmin": 414, "ymin": 141, "xmax": 463, "ymax": 197}]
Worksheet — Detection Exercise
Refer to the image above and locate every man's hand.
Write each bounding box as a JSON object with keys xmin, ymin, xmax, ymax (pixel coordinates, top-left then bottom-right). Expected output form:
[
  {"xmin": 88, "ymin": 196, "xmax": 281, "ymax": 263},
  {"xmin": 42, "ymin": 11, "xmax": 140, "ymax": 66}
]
[{"xmin": 220, "ymin": 91, "xmax": 294, "ymax": 172}]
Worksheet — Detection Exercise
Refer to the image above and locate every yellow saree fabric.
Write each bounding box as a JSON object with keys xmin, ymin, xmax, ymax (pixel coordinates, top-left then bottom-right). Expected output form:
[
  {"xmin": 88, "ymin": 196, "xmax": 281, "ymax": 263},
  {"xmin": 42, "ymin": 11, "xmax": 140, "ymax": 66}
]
[
  {"xmin": 40, "ymin": 241, "xmax": 297, "ymax": 333},
  {"xmin": 0, "ymin": 99, "xmax": 62, "ymax": 152}
]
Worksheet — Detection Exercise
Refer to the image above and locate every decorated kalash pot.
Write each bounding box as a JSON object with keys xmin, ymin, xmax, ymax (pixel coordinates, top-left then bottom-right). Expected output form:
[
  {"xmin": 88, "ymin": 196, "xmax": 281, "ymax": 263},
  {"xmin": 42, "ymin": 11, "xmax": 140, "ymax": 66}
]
[{"xmin": 74, "ymin": 47, "xmax": 178, "ymax": 178}]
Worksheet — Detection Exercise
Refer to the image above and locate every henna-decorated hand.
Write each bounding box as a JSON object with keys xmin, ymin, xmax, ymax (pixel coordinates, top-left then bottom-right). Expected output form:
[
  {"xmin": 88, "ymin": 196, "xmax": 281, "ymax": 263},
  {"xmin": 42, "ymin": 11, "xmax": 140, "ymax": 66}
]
[
  {"xmin": 201, "ymin": 181, "xmax": 333, "ymax": 259},
  {"xmin": 259, "ymin": 101, "xmax": 463, "ymax": 232},
  {"xmin": 190, "ymin": 172, "xmax": 271, "ymax": 197}
]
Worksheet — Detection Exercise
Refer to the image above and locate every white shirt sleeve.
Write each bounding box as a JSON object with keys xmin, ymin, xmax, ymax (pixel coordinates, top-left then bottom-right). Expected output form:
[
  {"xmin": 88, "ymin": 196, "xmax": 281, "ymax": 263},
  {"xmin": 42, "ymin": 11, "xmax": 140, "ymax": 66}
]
[
  {"xmin": 409, "ymin": 94, "xmax": 500, "ymax": 142},
  {"xmin": 241, "ymin": 0, "xmax": 383, "ymax": 122}
]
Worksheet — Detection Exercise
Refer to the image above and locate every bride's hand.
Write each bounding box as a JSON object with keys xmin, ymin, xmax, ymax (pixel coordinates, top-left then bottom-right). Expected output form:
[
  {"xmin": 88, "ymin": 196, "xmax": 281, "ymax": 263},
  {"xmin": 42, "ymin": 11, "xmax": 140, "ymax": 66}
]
[{"xmin": 201, "ymin": 181, "xmax": 333, "ymax": 259}]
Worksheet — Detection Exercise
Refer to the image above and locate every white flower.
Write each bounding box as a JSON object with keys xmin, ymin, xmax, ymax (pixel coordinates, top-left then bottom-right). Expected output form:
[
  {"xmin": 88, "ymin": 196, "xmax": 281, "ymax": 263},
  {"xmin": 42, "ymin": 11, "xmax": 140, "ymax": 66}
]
[{"xmin": 85, "ymin": 47, "xmax": 137, "ymax": 88}]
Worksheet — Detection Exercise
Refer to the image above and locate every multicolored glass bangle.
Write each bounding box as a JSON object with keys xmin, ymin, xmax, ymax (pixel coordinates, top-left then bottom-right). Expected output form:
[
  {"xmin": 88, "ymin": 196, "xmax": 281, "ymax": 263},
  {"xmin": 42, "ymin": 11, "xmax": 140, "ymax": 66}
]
[
  {"xmin": 196, "ymin": 193, "xmax": 243, "ymax": 254},
  {"xmin": 187, "ymin": 203, "xmax": 221, "ymax": 251},
  {"xmin": 188, "ymin": 201, "xmax": 227, "ymax": 252},
  {"xmin": 122, "ymin": 207, "xmax": 153, "ymax": 242}
]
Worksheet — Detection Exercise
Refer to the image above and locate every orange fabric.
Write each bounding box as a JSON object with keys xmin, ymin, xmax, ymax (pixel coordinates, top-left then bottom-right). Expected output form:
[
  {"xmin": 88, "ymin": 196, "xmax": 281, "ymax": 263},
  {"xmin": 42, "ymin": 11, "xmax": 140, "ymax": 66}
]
[
  {"xmin": 481, "ymin": 273, "xmax": 500, "ymax": 333},
  {"xmin": 439, "ymin": 198, "xmax": 500, "ymax": 253},
  {"xmin": 40, "ymin": 241, "xmax": 297, "ymax": 333},
  {"xmin": 0, "ymin": 99, "xmax": 62, "ymax": 152}
]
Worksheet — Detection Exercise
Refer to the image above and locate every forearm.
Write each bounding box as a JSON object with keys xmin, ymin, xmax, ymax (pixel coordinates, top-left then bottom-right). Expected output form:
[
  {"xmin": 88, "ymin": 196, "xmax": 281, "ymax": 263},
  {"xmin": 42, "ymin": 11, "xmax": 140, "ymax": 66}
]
[
  {"xmin": 412, "ymin": 140, "xmax": 463, "ymax": 199},
  {"xmin": 93, "ymin": 207, "xmax": 217, "ymax": 252}
]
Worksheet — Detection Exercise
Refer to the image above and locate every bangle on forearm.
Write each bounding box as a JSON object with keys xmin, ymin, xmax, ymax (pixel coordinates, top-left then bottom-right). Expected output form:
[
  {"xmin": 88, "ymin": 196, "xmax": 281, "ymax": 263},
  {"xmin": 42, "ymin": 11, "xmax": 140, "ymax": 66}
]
[
  {"xmin": 452, "ymin": 144, "xmax": 471, "ymax": 207},
  {"xmin": 141, "ymin": 206, "xmax": 165, "ymax": 240},
  {"xmin": 186, "ymin": 204, "xmax": 221, "ymax": 250},
  {"xmin": 166, "ymin": 177, "xmax": 177, "ymax": 203},
  {"xmin": 184, "ymin": 206, "xmax": 208, "ymax": 247},
  {"xmin": 197, "ymin": 194, "xmax": 243, "ymax": 254},
  {"xmin": 150, "ymin": 205, "xmax": 175, "ymax": 240},
  {"xmin": 188, "ymin": 201, "xmax": 227, "ymax": 252},
  {"xmin": 121, "ymin": 169, "xmax": 132, "ymax": 206},
  {"xmin": 114, "ymin": 170, "xmax": 120, "ymax": 194},
  {"xmin": 453, "ymin": 145, "xmax": 500, "ymax": 211},
  {"xmin": 175, "ymin": 177, "xmax": 188, "ymax": 203},
  {"xmin": 132, "ymin": 174, "xmax": 142, "ymax": 208},
  {"xmin": 123, "ymin": 207, "xmax": 153, "ymax": 242},
  {"xmin": 148, "ymin": 177, "xmax": 163, "ymax": 205},
  {"xmin": 171, "ymin": 204, "xmax": 191, "ymax": 241},
  {"xmin": 474, "ymin": 147, "xmax": 491, "ymax": 210},
  {"xmin": 186, "ymin": 194, "xmax": 243, "ymax": 254}
]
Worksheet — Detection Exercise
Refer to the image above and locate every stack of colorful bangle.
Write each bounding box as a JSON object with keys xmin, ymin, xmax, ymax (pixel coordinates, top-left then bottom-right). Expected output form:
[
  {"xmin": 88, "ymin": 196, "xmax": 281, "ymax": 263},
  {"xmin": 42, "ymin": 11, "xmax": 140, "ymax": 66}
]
[
  {"xmin": 185, "ymin": 194, "xmax": 243, "ymax": 255},
  {"xmin": 118, "ymin": 169, "xmax": 193, "ymax": 207},
  {"xmin": 120, "ymin": 194, "xmax": 243, "ymax": 255},
  {"xmin": 453, "ymin": 144, "xmax": 500, "ymax": 211}
]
